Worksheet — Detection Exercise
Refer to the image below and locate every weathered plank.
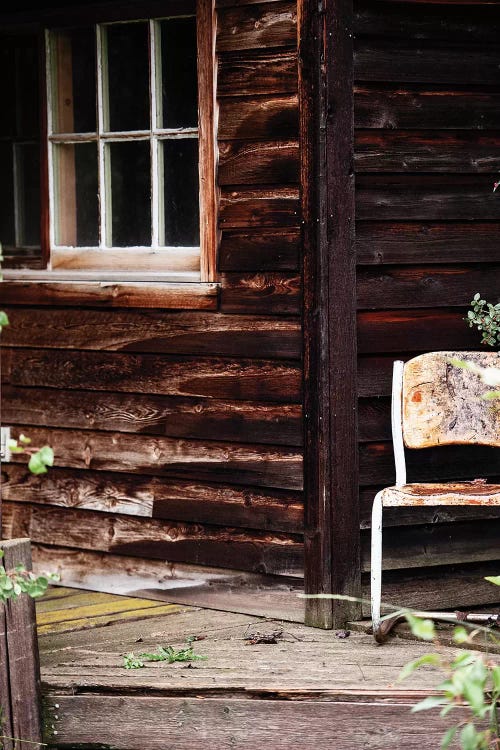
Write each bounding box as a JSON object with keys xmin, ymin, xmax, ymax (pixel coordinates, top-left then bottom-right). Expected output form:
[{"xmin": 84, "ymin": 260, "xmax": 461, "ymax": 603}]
[
  {"xmin": 357, "ymin": 310, "xmax": 479, "ymax": 353},
  {"xmin": 0, "ymin": 281, "xmax": 219, "ymax": 309},
  {"xmin": 5, "ymin": 349, "xmax": 302, "ymax": 402},
  {"xmin": 218, "ymin": 140, "xmax": 299, "ymax": 185},
  {"xmin": 354, "ymin": 1, "xmax": 500, "ymax": 43},
  {"xmin": 219, "ymin": 229, "xmax": 300, "ymax": 271},
  {"xmin": 41, "ymin": 694, "xmax": 466, "ymax": 750},
  {"xmin": 356, "ymin": 223, "xmax": 500, "ymax": 266},
  {"xmin": 356, "ymin": 175, "xmax": 500, "ymax": 221},
  {"xmin": 355, "ymin": 85, "xmax": 500, "ymax": 130},
  {"xmin": 3, "ymin": 385, "xmax": 303, "ymax": 445},
  {"xmin": 2, "ymin": 464, "xmax": 304, "ymax": 533},
  {"xmin": 1, "ymin": 540, "xmax": 43, "ymax": 748},
  {"xmin": 220, "ymin": 187, "xmax": 300, "ymax": 228},
  {"xmin": 0, "ymin": 605, "xmax": 14, "ymax": 750},
  {"xmin": 357, "ymin": 265, "xmax": 500, "ymax": 309},
  {"xmin": 359, "ymin": 441, "xmax": 500, "ymax": 486},
  {"xmin": 3, "ymin": 503, "xmax": 304, "ymax": 576},
  {"xmin": 2, "ymin": 308, "xmax": 301, "ymax": 359},
  {"xmin": 217, "ymin": 1, "xmax": 297, "ymax": 51},
  {"xmin": 218, "ymin": 95, "xmax": 298, "ymax": 140},
  {"xmin": 218, "ymin": 50, "xmax": 297, "ymax": 96},
  {"xmin": 6, "ymin": 426, "xmax": 304, "ymax": 489},
  {"xmin": 355, "ymin": 130, "xmax": 500, "ymax": 173},
  {"xmin": 355, "ymin": 42, "xmax": 500, "ymax": 85},
  {"xmin": 220, "ymin": 273, "xmax": 301, "ymax": 314},
  {"xmin": 358, "ymin": 354, "xmax": 408, "ymax": 397},
  {"xmin": 402, "ymin": 351, "xmax": 500, "ymax": 448}
]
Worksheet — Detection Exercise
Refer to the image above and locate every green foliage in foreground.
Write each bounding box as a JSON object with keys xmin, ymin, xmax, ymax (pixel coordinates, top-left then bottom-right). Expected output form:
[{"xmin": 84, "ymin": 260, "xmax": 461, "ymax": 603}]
[
  {"xmin": 123, "ymin": 639, "xmax": 207, "ymax": 669},
  {"xmin": 0, "ymin": 549, "xmax": 58, "ymax": 603},
  {"xmin": 467, "ymin": 293, "xmax": 500, "ymax": 348}
]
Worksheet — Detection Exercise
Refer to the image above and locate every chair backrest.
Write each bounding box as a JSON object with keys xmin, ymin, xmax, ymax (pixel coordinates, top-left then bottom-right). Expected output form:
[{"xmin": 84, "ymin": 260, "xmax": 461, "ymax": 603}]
[{"xmin": 401, "ymin": 351, "xmax": 500, "ymax": 449}]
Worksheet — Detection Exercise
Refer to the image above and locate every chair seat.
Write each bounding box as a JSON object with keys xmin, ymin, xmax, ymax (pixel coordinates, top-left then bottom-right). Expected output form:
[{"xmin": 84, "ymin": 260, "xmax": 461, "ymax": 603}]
[{"xmin": 380, "ymin": 481, "xmax": 500, "ymax": 507}]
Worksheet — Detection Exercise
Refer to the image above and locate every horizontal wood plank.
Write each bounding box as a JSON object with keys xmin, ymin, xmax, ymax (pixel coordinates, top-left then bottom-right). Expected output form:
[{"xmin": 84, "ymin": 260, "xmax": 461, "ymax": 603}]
[
  {"xmin": 356, "ymin": 222, "xmax": 500, "ymax": 265},
  {"xmin": 220, "ymin": 187, "xmax": 300, "ymax": 228},
  {"xmin": 218, "ymin": 140, "xmax": 299, "ymax": 185},
  {"xmin": 218, "ymin": 95, "xmax": 298, "ymax": 139},
  {"xmin": 359, "ymin": 441, "xmax": 500, "ymax": 486},
  {"xmin": 3, "ymin": 503, "xmax": 304, "ymax": 576},
  {"xmin": 3, "ymin": 386, "xmax": 302, "ymax": 445},
  {"xmin": 219, "ymin": 229, "xmax": 300, "ymax": 271},
  {"xmin": 356, "ymin": 175, "xmax": 500, "ymax": 221},
  {"xmin": 0, "ymin": 281, "xmax": 218, "ymax": 309},
  {"xmin": 6, "ymin": 426, "xmax": 303, "ymax": 490},
  {"xmin": 2, "ymin": 308, "xmax": 301, "ymax": 359},
  {"xmin": 2, "ymin": 465, "xmax": 304, "ymax": 533},
  {"xmin": 220, "ymin": 273, "xmax": 301, "ymax": 314},
  {"xmin": 357, "ymin": 266, "xmax": 500, "ymax": 309},
  {"xmin": 355, "ymin": 42, "xmax": 500, "ymax": 85},
  {"xmin": 355, "ymin": 85, "xmax": 500, "ymax": 130},
  {"xmin": 354, "ymin": 1, "xmax": 500, "ymax": 43},
  {"xmin": 357, "ymin": 309, "xmax": 480, "ymax": 353},
  {"xmin": 355, "ymin": 130, "xmax": 500, "ymax": 173},
  {"xmin": 217, "ymin": 1, "xmax": 297, "ymax": 51},
  {"xmin": 4, "ymin": 349, "xmax": 302, "ymax": 402},
  {"xmin": 218, "ymin": 50, "xmax": 297, "ymax": 96}
]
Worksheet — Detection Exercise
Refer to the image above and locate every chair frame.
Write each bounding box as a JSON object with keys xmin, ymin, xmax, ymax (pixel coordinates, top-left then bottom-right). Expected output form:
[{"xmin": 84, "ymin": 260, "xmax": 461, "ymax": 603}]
[{"xmin": 370, "ymin": 358, "xmax": 499, "ymax": 643}]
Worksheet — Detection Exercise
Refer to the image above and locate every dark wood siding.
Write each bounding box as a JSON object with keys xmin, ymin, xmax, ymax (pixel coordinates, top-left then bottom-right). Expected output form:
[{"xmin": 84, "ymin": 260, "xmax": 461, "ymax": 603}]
[
  {"xmin": 1, "ymin": 0, "xmax": 304, "ymax": 580},
  {"xmin": 354, "ymin": 0, "xmax": 500, "ymax": 576}
]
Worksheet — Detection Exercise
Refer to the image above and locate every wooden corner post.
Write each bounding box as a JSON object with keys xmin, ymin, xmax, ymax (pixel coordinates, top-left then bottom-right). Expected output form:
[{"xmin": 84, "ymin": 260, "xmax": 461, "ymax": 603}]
[
  {"xmin": 299, "ymin": 0, "xmax": 361, "ymax": 628},
  {"xmin": 0, "ymin": 539, "xmax": 43, "ymax": 749}
]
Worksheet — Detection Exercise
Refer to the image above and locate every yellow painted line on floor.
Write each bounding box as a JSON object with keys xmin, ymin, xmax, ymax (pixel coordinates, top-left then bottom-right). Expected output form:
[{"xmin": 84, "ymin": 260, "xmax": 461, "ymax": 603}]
[
  {"xmin": 37, "ymin": 597, "xmax": 174, "ymax": 627},
  {"xmin": 37, "ymin": 591, "xmax": 132, "ymax": 615},
  {"xmin": 37, "ymin": 602, "xmax": 186, "ymax": 634}
]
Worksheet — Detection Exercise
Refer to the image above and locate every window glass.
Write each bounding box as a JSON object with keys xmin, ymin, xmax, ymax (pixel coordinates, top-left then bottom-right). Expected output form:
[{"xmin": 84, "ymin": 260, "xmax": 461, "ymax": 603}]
[
  {"xmin": 105, "ymin": 22, "xmax": 149, "ymax": 132},
  {"xmin": 160, "ymin": 17, "xmax": 198, "ymax": 129},
  {"xmin": 54, "ymin": 142, "xmax": 98, "ymax": 246},
  {"xmin": 108, "ymin": 141, "xmax": 151, "ymax": 247}
]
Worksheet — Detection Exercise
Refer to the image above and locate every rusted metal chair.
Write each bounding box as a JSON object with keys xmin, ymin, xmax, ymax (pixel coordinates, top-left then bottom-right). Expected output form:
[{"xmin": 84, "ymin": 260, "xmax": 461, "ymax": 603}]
[{"xmin": 371, "ymin": 351, "xmax": 500, "ymax": 643}]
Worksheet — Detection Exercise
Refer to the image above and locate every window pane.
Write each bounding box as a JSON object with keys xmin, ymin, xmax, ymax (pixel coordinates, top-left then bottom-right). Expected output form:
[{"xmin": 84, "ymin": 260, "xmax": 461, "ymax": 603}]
[
  {"xmin": 108, "ymin": 141, "xmax": 150, "ymax": 246},
  {"xmin": 161, "ymin": 138, "xmax": 199, "ymax": 246},
  {"xmin": 160, "ymin": 18, "xmax": 198, "ymax": 129},
  {"xmin": 15, "ymin": 143, "xmax": 41, "ymax": 247},
  {"xmin": 51, "ymin": 28, "xmax": 96, "ymax": 134},
  {"xmin": 16, "ymin": 38, "xmax": 40, "ymax": 137},
  {"xmin": 0, "ymin": 144, "xmax": 15, "ymax": 246},
  {"xmin": 105, "ymin": 23, "xmax": 149, "ymax": 132},
  {"xmin": 54, "ymin": 143, "xmax": 98, "ymax": 246}
]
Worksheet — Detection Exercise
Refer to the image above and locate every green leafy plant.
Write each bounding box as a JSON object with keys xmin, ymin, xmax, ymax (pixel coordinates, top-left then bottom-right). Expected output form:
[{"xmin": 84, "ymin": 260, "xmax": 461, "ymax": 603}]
[
  {"xmin": 466, "ymin": 294, "xmax": 500, "ymax": 347},
  {"xmin": 122, "ymin": 640, "xmax": 207, "ymax": 669},
  {"xmin": 0, "ymin": 549, "xmax": 58, "ymax": 603}
]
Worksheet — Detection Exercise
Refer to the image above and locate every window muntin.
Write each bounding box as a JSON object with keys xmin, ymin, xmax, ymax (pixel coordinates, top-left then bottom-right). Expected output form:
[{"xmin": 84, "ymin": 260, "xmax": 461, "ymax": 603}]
[{"xmin": 46, "ymin": 17, "xmax": 200, "ymax": 269}]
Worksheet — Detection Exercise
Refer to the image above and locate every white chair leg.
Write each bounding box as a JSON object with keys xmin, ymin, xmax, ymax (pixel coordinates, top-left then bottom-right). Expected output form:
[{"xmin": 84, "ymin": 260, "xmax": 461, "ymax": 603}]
[{"xmin": 371, "ymin": 491, "xmax": 384, "ymax": 642}]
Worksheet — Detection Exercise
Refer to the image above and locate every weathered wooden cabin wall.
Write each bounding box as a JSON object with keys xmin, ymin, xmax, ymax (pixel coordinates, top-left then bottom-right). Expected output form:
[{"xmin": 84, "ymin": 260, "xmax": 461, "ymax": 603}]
[
  {"xmin": 0, "ymin": 0, "xmax": 304, "ymax": 591},
  {"xmin": 355, "ymin": 0, "xmax": 500, "ymax": 591}
]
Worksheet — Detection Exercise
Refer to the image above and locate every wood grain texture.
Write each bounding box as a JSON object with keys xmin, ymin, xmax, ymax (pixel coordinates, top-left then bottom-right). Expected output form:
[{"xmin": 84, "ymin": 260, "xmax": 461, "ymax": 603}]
[
  {"xmin": 220, "ymin": 187, "xmax": 300, "ymax": 228},
  {"xmin": 219, "ymin": 229, "xmax": 300, "ymax": 271},
  {"xmin": 356, "ymin": 223, "xmax": 500, "ymax": 266},
  {"xmin": 355, "ymin": 130, "xmax": 500, "ymax": 173},
  {"xmin": 3, "ymin": 385, "xmax": 302, "ymax": 445},
  {"xmin": 2, "ymin": 503, "xmax": 304, "ymax": 576},
  {"xmin": 6, "ymin": 426, "xmax": 303, "ymax": 489},
  {"xmin": 218, "ymin": 95, "xmax": 298, "ymax": 139},
  {"xmin": 2, "ymin": 465, "xmax": 304, "ymax": 533},
  {"xmin": 220, "ymin": 272, "xmax": 300, "ymax": 314},
  {"xmin": 355, "ymin": 85, "xmax": 500, "ymax": 130},
  {"xmin": 2, "ymin": 308, "xmax": 301, "ymax": 359},
  {"xmin": 218, "ymin": 50, "xmax": 297, "ymax": 96},
  {"xmin": 218, "ymin": 140, "xmax": 299, "ymax": 185},
  {"xmin": 357, "ymin": 266, "xmax": 500, "ymax": 309},
  {"xmin": 0, "ymin": 280, "xmax": 219, "ymax": 309},
  {"xmin": 402, "ymin": 351, "xmax": 500, "ymax": 448},
  {"xmin": 380, "ymin": 482, "xmax": 500, "ymax": 507},
  {"xmin": 217, "ymin": 0, "xmax": 297, "ymax": 51},
  {"xmin": 5, "ymin": 349, "xmax": 302, "ymax": 402},
  {"xmin": 0, "ymin": 540, "xmax": 43, "ymax": 747}
]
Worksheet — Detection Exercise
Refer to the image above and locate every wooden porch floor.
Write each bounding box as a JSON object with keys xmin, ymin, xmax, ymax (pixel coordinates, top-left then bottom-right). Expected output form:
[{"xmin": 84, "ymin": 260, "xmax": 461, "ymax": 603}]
[{"xmin": 36, "ymin": 585, "xmax": 491, "ymax": 750}]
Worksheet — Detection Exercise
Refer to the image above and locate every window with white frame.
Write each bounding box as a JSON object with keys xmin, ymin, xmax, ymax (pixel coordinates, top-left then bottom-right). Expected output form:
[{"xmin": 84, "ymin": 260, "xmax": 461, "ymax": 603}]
[{"xmin": 0, "ymin": 1, "xmax": 216, "ymax": 284}]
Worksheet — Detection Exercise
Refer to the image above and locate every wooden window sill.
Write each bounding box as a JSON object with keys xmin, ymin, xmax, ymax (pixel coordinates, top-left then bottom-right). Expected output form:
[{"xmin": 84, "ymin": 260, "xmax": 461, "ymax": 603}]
[{"xmin": 1, "ymin": 271, "xmax": 219, "ymax": 310}]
